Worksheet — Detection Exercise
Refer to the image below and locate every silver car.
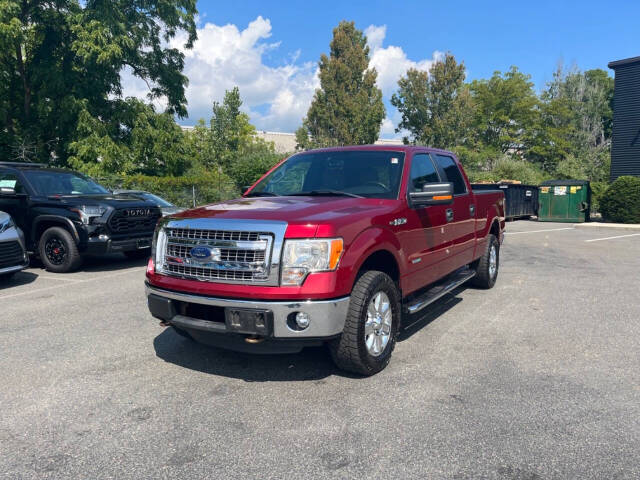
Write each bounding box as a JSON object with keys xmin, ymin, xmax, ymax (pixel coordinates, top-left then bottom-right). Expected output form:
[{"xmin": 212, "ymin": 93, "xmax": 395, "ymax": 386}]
[{"xmin": 0, "ymin": 211, "xmax": 29, "ymax": 279}]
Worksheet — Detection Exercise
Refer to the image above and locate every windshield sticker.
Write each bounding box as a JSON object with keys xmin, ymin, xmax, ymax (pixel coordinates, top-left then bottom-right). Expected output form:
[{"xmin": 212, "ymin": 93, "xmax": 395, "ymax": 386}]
[{"xmin": 391, "ymin": 158, "xmax": 398, "ymax": 164}]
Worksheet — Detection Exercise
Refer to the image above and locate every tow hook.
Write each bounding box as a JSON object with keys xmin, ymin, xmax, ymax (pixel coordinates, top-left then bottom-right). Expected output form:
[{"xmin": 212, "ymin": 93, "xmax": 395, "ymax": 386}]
[{"xmin": 244, "ymin": 335, "xmax": 265, "ymax": 344}]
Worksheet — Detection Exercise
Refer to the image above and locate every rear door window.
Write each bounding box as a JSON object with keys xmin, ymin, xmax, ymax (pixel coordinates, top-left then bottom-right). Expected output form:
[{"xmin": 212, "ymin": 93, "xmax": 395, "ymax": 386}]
[
  {"xmin": 409, "ymin": 154, "xmax": 440, "ymax": 192},
  {"xmin": 432, "ymin": 154, "xmax": 467, "ymax": 195}
]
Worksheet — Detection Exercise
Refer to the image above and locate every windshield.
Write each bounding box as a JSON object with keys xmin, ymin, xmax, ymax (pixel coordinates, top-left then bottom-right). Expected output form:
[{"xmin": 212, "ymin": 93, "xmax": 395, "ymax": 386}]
[
  {"xmin": 249, "ymin": 150, "xmax": 405, "ymax": 199},
  {"xmin": 23, "ymin": 170, "xmax": 110, "ymax": 196}
]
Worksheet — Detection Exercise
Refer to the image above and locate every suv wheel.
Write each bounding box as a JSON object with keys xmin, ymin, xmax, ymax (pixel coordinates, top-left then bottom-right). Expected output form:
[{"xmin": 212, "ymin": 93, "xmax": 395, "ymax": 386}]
[
  {"xmin": 329, "ymin": 271, "xmax": 401, "ymax": 376},
  {"xmin": 39, "ymin": 226, "xmax": 82, "ymax": 273}
]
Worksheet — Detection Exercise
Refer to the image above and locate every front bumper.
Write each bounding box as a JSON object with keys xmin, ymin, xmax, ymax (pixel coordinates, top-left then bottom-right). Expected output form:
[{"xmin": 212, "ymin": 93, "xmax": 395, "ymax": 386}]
[
  {"xmin": 145, "ymin": 283, "xmax": 349, "ymax": 339},
  {"xmin": 85, "ymin": 234, "xmax": 152, "ymax": 255}
]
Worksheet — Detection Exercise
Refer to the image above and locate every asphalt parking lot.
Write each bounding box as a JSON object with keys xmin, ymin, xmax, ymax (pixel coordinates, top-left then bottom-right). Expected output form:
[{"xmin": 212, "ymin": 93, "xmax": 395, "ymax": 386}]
[{"xmin": 1, "ymin": 221, "xmax": 639, "ymax": 479}]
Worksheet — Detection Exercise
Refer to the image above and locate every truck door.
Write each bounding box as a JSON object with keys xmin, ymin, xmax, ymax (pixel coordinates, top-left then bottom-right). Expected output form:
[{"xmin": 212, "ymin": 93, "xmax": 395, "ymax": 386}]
[
  {"xmin": 400, "ymin": 153, "xmax": 452, "ymax": 293},
  {"xmin": 431, "ymin": 154, "xmax": 476, "ymax": 266}
]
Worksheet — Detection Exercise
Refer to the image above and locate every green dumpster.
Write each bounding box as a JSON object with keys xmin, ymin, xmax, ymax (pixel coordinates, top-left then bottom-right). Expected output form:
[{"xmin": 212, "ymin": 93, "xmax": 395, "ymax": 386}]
[{"xmin": 538, "ymin": 180, "xmax": 590, "ymax": 223}]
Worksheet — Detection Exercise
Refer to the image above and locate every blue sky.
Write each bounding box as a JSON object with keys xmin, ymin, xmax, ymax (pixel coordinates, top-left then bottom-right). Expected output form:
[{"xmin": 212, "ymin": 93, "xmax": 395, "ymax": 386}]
[{"xmin": 125, "ymin": 1, "xmax": 639, "ymax": 137}]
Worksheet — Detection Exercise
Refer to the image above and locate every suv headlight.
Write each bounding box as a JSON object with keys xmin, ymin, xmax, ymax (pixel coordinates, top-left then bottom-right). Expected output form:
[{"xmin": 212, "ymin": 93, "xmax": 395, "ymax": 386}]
[
  {"xmin": 0, "ymin": 216, "xmax": 15, "ymax": 234},
  {"xmin": 281, "ymin": 238, "xmax": 344, "ymax": 286},
  {"xmin": 71, "ymin": 205, "xmax": 107, "ymax": 224}
]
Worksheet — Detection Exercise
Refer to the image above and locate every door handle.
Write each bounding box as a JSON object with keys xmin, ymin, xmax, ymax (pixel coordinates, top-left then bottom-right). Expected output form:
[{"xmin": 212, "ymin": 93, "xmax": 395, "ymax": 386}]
[
  {"xmin": 446, "ymin": 209, "xmax": 454, "ymax": 223},
  {"xmin": 470, "ymin": 204, "xmax": 475, "ymax": 217}
]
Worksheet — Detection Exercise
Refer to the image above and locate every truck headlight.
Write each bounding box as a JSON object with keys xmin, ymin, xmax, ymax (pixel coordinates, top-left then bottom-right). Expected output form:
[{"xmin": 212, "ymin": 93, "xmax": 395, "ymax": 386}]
[
  {"xmin": 153, "ymin": 227, "xmax": 168, "ymax": 273},
  {"xmin": 281, "ymin": 238, "xmax": 343, "ymax": 286},
  {"xmin": 70, "ymin": 205, "xmax": 107, "ymax": 224},
  {"xmin": 0, "ymin": 216, "xmax": 15, "ymax": 234}
]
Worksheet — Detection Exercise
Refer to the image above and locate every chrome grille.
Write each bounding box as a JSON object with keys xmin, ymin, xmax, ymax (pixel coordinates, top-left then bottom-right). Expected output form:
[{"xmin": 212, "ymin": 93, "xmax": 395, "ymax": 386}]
[
  {"xmin": 166, "ymin": 228, "xmax": 261, "ymax": 242},
  {"xmin": 165, "ymin": 264, "xmax": 254, "ymax": 282},
  {"xmin": 166, "ymin": 244, "xmax": 266, "ymax": 263},
  {"xmin": 161, "ymin": 227, "xmax": 273, "ymax": 284}
]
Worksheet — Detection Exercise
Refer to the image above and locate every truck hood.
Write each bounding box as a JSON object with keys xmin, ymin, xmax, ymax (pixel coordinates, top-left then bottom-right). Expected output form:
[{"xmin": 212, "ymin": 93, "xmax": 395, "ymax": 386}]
[
  {"xmin": 45, "ymin": 194, "xmax": 160, "ymax": 209},
  {"xmin": 173, "ymin": 196, "xmax": 398, "ymax": 233}
]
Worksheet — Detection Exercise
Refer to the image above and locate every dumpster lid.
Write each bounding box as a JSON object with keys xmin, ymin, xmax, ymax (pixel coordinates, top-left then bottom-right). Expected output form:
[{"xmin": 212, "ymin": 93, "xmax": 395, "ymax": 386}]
[{"xmin": 540, "ymin": 179, "xmax": 589, "ymax": 186}]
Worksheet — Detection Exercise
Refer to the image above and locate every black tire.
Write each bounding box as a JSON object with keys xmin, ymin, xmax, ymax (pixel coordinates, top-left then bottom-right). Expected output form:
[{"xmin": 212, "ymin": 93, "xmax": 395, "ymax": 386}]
[
  {"xmin": 329, "ymin": 271, "xmax": 401, "ymax": 376},
  {"xmin": 471, "ymin": 234, "xmax": 499, "ymax": 289},
  {"xmin": 39, "ymin": 226, "xmax": 82, "ymax": 273},
  {"xmin": 123, "ymin": 249, "xmax": 151, "ymax": 260},
  {"xmin": 172, "ymin": 325, "xmax": 193, "ymax": 340}
]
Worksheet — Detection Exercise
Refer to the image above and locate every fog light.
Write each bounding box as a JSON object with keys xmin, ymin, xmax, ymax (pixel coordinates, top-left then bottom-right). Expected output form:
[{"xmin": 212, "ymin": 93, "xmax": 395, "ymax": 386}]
[{"xmin": 295, "ymin": 312, "xmax": 310, "ymax": 329}]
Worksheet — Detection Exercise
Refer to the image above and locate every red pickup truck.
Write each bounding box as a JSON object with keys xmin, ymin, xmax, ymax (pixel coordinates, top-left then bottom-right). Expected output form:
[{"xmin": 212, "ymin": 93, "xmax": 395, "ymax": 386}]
[{"xmin": 146, "ymin": 146, "xmax": 505, "ymax": 375}]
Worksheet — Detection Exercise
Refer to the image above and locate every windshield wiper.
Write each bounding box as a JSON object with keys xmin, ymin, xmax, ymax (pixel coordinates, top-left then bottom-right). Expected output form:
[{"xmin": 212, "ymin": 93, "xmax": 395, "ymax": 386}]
[
  {"xmin": 245, "ymin": 191, "xmax": 280, "ymax": 197},
  {"xmin": 288, "ymin": 190, "xmax": 363, "ymax": 198}
]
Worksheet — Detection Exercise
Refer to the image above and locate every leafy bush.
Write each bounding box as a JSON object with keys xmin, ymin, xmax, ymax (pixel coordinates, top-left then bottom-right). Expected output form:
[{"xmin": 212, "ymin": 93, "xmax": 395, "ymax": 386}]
[
  {"xmin": 466, "ymin": 156, "xmax": 547, "ymax": 185},
  {"xmin": 589, "ymin": 181, "xmax": 609, "ymax": 214},
  {"xmin": 98, "ymin": 172, "xmax": 239, "ymax": 208},
  {"xmin": 599, "ymin": 176, "xmax": 640, "ymax": 223},
  {"xmin": 226, "ymin": 150, "xmax": 284, "ymax": 189}
]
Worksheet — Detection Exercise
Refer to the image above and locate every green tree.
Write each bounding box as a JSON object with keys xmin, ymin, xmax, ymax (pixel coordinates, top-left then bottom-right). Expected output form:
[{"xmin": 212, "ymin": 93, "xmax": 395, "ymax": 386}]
[
  {"xmin": 298, "ymin": 21, "xmax": 385, "ymax": 147},
  {"xmin": 391, "ymin": 53, "xmax": 474, "ymax": 148},
  {"xmin": 68, "ymin": 98, "xmax": 190, "ymax": 176},
  {"xmin": 529, "ymin": 66, "xmax": 613, "ymax": 177},
  {"xmin": 209, "ymin": 87, "xmax": 256, "ymax": 169},
  {"xmin": 0, "ymin": 0, "xmax": 197, "ymax": 164},
  {"xmin": 470, "ymin": 67, "xmax": 539, "ymax": 155}
]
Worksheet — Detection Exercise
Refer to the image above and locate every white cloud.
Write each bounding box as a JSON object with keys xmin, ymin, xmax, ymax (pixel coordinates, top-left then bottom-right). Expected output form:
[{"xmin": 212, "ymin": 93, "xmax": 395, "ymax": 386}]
[
  {"xmin": 365, "ymin": 24, "xmax": 444, "ymax": 96},
  {"xmin": 121, "ymin": 16, "xmax": 318, "ymax": 132},
  {"xmin": 120, "ymin": 18, "xmax": 442, "ymax": 137}
]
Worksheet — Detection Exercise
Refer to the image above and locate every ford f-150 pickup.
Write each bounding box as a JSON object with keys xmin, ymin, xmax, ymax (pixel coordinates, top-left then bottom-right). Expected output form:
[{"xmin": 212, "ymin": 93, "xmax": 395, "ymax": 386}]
[{"xmin": 146, "ymin": 146, "xmax": 505, "ymax": 375}]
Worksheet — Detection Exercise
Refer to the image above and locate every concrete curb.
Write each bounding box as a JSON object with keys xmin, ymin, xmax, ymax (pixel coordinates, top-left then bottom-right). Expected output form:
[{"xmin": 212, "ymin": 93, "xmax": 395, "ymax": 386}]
[{"xmin": 574, "ymin": 222, "xmax": 640, "ymax": 231}]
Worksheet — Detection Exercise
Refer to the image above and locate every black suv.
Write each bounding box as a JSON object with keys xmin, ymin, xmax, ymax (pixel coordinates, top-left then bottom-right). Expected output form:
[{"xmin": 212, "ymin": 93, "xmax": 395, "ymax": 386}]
[{"xmin": 0, "ymin": 162, "xmax": 162, "ymax": 272}]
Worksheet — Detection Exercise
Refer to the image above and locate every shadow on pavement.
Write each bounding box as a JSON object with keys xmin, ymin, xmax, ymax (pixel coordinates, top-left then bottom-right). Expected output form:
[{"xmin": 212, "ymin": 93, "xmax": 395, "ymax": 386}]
[
  {"xmin": 28, "ymin": 253, "xmax": 148, "ymax": 274},
  {"xmin": 399, "ymin": 289, "xmax": 464, "ymax": 342},
  {"xmin": 153, "ymin": 327, "xmax": 355, "ymax": 382},
  {"xmin": 0, "ymin": 270, "xmax": 38, "ymax": 289}
]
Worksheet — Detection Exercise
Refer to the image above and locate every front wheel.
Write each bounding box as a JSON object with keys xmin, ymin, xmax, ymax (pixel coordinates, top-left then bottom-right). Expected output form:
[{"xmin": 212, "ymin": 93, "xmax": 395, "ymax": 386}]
[
  {"xmin": 471, "ymin": 234, "xmax": 499, "ymax": 289},
  {"xmin": 329, "ymin": 271, "xmax": 401, "ymax": 376},
  {"xmin": 39, "ymin": 226, "xmax": 82, "ymax": 273}
]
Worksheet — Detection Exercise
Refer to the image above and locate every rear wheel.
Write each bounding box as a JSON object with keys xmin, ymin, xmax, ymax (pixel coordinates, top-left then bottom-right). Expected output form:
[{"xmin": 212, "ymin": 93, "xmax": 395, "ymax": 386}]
[
  {"xmin": 471, "ymin": 234, "xmax": 499, "ymax": 289},
  {"xmin": 329, "ymin": 271, "xmax": 401, "ymax": 376},
  {"xmin": 39, "ymin": 226, "xmax": 82, "ymax": 273}
]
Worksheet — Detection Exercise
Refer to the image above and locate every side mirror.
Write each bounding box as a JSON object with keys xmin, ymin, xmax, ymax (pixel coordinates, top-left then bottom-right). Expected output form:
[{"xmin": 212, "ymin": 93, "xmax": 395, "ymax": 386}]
[
  {"xmin": 241, "ymin": 185, "xmax": 252, "ymax": 195},
  {"xmin": 0, "ymin": 186, "xmax": 16, "ymax": 196},
  {"xmin": 409, "ymin": 182, "xmax": 454, "ymax": 207}
]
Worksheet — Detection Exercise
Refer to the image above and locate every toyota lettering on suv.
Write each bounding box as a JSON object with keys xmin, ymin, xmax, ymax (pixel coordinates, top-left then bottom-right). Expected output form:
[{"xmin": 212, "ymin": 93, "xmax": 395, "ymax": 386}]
[
  {"xmin": 146, "ymin": 146, "xmax": 505, "ymax": 376},
  {"xmin": 0, "ymin": 162, "xmax": 162, "ymax": 273}
]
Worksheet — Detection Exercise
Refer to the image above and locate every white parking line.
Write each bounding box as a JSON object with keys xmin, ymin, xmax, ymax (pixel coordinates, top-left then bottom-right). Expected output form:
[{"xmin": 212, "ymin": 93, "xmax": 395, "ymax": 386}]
[
  {"xmin": 585, "ymin": 233, "xmax": 640, "ymax": 243},
  {"xmin": 37, "ymin": 276, "xmax": 82, "ymax": 282},
  {"xmin": 505, "ymin": 227, "xmax": 574, "ymax": 235},
  {"xmin": 0, "ymin": 268, "xmax": 143, "ymax": 300}
]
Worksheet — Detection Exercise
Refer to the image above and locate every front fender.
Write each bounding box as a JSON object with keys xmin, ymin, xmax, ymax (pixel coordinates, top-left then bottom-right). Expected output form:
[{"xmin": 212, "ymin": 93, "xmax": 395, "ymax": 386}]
[
  {"xmin": 339, "ymin": 226, "xmax": 405, "ymax": 293},
  {"xmin": 32, "ymin": 215, "xmax": 81, "ymax": 244}
]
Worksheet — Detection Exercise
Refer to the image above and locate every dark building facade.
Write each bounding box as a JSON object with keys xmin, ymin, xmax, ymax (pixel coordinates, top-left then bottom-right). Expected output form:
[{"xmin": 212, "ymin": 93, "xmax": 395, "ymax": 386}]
[{"xmin": 608, "ymin": 56, "xmax": 640, "ymax": 180}]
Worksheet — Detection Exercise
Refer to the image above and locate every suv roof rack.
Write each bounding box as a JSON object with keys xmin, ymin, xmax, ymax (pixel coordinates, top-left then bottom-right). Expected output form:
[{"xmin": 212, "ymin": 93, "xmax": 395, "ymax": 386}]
[{"xmin": 0, "ymin": 161, "xmax": 45, "ymax": 168}]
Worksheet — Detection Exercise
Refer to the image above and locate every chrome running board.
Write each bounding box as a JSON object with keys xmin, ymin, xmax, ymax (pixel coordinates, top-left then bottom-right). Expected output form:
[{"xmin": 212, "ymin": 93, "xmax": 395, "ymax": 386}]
[{"xmin": 404, "ymin": 268, "xmax": 476, "ymax": 314}]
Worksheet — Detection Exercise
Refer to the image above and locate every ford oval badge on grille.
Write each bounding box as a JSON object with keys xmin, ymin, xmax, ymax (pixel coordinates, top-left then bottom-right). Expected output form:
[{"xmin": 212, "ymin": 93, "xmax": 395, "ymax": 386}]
[{"xmin": 189, "ymin": 245, "xmax": 220, "ymax": 263}]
